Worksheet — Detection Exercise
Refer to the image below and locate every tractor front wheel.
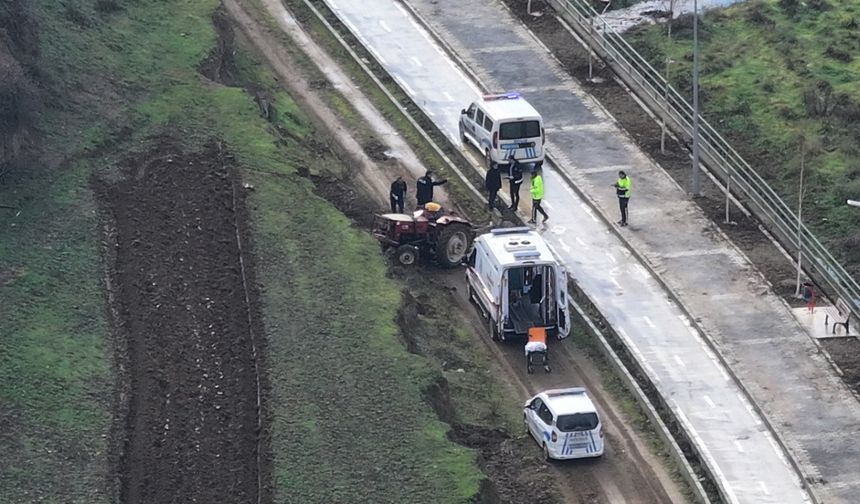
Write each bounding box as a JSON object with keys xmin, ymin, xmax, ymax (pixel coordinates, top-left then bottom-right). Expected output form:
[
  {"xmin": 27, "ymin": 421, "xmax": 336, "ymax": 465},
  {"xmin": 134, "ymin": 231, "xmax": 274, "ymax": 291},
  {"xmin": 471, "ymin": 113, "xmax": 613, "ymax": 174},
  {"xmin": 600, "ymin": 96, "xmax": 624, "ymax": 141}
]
[
  {"xmin": 395, "ymin": 244, "xmax": 418, "ymax": 266},
  {"xmin": 436, "ymin": 223, "xmax": 472, "ymax": 268}
]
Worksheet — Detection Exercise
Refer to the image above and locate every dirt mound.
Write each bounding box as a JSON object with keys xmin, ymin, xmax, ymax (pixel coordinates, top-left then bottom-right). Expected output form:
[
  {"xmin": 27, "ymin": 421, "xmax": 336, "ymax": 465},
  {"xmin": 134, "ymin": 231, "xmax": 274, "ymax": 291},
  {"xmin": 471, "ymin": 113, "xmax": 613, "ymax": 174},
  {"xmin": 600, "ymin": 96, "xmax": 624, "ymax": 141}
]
[{"xmin": 98, "ymin": 140, "xmax": 267, "ymax": 504}]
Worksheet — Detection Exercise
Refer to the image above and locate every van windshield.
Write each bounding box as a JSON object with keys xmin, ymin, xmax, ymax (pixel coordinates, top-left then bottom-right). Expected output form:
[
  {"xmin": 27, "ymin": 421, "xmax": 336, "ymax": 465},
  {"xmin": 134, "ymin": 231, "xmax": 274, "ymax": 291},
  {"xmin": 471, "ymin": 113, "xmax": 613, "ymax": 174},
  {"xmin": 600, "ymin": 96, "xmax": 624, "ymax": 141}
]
[
  {"xmin": 499, "ymin": 120, "xmax": 541, "ymax": 140},
  {"xmin": 556, "ymin": 413, "xmax": 599, "ymax": 432}
]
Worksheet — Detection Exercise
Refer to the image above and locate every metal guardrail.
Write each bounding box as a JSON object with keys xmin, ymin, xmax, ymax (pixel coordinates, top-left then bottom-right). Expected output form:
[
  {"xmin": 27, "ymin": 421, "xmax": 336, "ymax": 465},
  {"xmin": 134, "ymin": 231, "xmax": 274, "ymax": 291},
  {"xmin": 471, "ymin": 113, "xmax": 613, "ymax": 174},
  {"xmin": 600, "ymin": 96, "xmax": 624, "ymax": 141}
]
[{"xmin": 545, "ymin": 0, "xmax": 860, "ymax": 322}]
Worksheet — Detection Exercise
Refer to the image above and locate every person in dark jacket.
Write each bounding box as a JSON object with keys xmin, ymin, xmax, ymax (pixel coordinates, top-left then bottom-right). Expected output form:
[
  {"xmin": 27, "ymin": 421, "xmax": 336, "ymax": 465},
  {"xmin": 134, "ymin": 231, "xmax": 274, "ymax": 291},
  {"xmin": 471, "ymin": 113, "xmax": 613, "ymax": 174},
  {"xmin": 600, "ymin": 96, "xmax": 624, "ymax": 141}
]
[
  {"xmin": 485, "ymin": 163, "xmax": 502, "ymax": 211},
  {"xmin": 508, "ymin": 158, "xmax": 524, "ymax": 211},
  {"xmin": 416, "ymin": 170, "xmax": 447, "ymax": 206},
  {"xmin": 389, "ymin": 175, "xmax": 407, "ymax": 213}
]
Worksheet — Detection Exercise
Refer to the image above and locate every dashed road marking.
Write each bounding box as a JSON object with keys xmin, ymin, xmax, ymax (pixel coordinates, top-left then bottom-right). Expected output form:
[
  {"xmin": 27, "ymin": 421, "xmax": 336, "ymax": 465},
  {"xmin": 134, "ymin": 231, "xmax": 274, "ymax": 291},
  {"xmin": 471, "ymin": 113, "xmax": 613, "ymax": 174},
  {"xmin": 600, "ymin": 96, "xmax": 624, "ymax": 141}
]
[
  {"xmin": 642, "ymin": 315, "xmax": 655, "ymax": 328},
  {"xmin": 703, "ymin": 395, "xmax": 716, "ymax": 408},
  {"xmin": 411, "ymin": 56, "xmax": 423, "ymax": 67},
  {"xmin": 673, "ymin": 355, "xmax": 686, "ymax": 368},
  {"xmin": 734, "ymin": 440, "xmax": 745, "ymax": 453},
  {"xmin": 442, "ymin": 91, "xmax": 454, "ymax": 102},
  {"xmin": 378, "ymin": 19, "xmax": 392, "ymax": 32}
]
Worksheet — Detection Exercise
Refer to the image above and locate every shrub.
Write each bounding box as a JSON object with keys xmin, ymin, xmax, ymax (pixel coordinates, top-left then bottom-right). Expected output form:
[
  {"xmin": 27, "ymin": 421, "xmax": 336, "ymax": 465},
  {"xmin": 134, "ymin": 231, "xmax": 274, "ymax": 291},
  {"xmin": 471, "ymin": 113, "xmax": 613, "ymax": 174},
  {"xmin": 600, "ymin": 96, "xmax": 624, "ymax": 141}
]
[{"xmin": 824, "ymin": 44, "xmax": 852, "ymax": 63}]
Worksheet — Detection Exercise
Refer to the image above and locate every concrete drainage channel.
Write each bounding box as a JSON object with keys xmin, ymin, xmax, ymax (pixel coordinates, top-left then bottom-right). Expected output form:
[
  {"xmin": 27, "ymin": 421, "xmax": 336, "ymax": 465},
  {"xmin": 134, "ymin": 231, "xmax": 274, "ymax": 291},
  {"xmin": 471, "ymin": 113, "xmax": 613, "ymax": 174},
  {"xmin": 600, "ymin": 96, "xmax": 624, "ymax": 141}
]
[{"xmin": 281, "ymin": 0, "xmax": 722, "ymax": 501}]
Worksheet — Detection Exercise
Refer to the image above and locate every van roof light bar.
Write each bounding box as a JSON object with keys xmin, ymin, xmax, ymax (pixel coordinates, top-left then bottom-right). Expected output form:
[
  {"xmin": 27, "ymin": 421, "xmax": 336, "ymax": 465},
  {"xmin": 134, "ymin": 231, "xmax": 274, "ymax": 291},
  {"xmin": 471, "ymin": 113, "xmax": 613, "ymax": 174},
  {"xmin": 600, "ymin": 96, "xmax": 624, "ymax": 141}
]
[
  {"xmin": 546, "ymin": 387, "xmax": 587, "ymax": 397},
  {"xmin": 512, "ymin": 250, "xmax": 542, "ymax": 260},
  {"xmin": 490, "ymin": 227, "xmax": 531, "ymax": 235},
  {"xmin": 483, "ymin": 91, "xmax": 521, "ymax": 101}
]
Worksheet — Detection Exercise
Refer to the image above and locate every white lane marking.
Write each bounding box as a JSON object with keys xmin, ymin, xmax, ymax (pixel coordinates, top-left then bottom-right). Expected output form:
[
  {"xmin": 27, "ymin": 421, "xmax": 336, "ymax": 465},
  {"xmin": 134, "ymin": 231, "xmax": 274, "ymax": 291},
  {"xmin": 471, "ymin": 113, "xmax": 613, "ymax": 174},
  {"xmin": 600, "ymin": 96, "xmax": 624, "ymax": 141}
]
[
  {"xmin": 366, "ymin": 45, "xmax": 387, "ymax": 65},
  {"xmin": 672, "ymin": 403, "xmax": 740, "ymax": 504},
  {"xmin": 411, "ymin": 56, "xmax": 423, "ymax": 67},
  {"xmin": 673, "ymin": 355, "xmax": 686, "ymax": 368},
  {"xmin": 611, "ymin": 278, "xmax": 622, "ymax": 289},
  {"xmin": 703, "ymin": 395, "xmax": 716, "ymax": 408},
  {"xmin": 762, "ymin": 431, "xmax": 791, "ymax": 468},
  {"xmin": 736, "ymin": 392, "xmax": 764, "ymax": 426},
  {"xmin": 558, "ymin": 238, "xmax": 571, "ymax": 252},
  {"xmin": 733, "ymin": 440, "xmax": 745, "ymax": 453},
  {"xmin": 394, "ymin": 2, "xmax": 408, "ymax": 16},
  {"xmin": 442, "ymin": 91, "xmax": 454, "ymax": 102},
  {"xmin": 542, "ymin": 201, "xmax": 552, "ymax": 209},
  {"xmin": 575, "ymin": 236, "xmax": 586, "ymax": 246},
  {"xmin": 758, "ymin": 481, "xmax": 770, "ymax": 496},
  {"xmin": 634, "ymin": 264, "xmax": 649, "ymax": 277},
  {"xmin": 396, "ymin": 77, "xmax": 416, "ymax": 97},
  {"xmin": 378, "ymin": 19, "xmax": 392, "ymax": 32},
  {"xmin": 605, "ymin": 252, "xmax": 617, "ymax": 264},
  {"xmin": 642, "ymin": 315, "xmax": 655, "ymax": 328}
]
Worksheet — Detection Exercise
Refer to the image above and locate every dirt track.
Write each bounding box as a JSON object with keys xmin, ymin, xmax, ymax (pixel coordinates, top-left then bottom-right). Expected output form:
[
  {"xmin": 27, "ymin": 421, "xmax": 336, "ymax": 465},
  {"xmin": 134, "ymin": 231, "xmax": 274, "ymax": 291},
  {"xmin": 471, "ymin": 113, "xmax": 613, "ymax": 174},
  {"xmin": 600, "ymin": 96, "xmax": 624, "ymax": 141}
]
[{"xmin": 101, "ymin": 142, "xmax": 265, "ymax": 504}]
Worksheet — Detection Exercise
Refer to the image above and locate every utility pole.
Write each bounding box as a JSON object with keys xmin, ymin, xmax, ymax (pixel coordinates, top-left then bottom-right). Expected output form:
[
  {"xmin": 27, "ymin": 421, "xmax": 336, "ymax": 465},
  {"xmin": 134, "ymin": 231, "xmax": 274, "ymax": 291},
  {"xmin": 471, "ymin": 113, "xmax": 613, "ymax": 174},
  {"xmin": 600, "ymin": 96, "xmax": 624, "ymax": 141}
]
[
  {"xmin": 691, "ymin": 0, "xmax": 702, "ymax": 196},
  {"xmin": 660, "ymin": 0, "xmax": 675, "ymax": 155},
  {"xmin": 795, "ymin": 139, "xmax": 806, "ymax": 297}
]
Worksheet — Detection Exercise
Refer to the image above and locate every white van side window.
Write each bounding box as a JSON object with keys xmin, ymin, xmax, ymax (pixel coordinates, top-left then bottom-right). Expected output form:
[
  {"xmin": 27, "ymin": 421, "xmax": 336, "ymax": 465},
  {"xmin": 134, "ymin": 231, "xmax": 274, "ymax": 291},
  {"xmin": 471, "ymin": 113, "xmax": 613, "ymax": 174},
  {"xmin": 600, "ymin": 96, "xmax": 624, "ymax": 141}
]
[
  {"xmin": 466, "ymin": 103, "xmax": 476, "ymax": 120},
  {"xmin": 483, "ymin": 116, "xmax": 494, "ymax": 132},
  {"xmin": 475, "ymin": 109, "xmax": 486, "ymax": 130}
]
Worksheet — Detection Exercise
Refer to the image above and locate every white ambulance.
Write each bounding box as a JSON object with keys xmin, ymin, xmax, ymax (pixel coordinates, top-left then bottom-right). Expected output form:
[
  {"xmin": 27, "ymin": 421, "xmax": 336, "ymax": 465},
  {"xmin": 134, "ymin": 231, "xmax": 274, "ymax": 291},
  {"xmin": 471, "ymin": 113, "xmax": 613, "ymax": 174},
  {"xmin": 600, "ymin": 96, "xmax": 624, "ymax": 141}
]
[
  {"xmin": 466, "ymin": 227, "xmax": 570, "ymax": 341},
  {"xmin": 459, "ymin": 92, "xmax": 545, "ymax": 169}
]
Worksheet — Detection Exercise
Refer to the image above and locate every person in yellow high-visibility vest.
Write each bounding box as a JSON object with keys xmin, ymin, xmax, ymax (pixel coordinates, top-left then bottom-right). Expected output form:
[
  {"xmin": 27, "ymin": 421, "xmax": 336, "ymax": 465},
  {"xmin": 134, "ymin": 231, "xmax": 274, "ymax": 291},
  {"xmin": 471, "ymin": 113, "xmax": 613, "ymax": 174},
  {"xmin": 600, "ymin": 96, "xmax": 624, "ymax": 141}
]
[
  {"xmin": 528, "ymin": 166, "xmax": 549, "ymax": 224},
  {"xmin": 611, "ymin": 170, "xmax": 631, "ymax": 226}
]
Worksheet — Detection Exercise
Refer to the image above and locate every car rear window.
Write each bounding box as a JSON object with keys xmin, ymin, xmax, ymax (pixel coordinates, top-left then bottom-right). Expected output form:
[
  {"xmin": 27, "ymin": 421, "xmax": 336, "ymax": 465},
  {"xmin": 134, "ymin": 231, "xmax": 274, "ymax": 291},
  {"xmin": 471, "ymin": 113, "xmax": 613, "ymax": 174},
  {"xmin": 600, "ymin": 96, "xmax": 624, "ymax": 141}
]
[
  {"xmin": 556, "ymin": 413, "xmax": 599, "ymax": 432},
  {"xmin": 499, "ymin": 120, "xmax": 541, "ymax": 140}
]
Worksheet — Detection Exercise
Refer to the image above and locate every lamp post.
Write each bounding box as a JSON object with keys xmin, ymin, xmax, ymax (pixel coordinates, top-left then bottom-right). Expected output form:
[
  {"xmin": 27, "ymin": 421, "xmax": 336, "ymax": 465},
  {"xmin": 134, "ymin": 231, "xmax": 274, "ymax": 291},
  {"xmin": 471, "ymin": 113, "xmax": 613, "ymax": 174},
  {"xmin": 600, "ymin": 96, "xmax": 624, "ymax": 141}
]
[
  {"xmin": 660, "ymin": 0, "xmax": 676, "ymax": 155},
  {"xmin": 794, "ymin": 140, "xmax": 807, "ymax": 297},
  {"xmin": 691, "ymin": 0, "xmax": 702, "ymax": 196},
  {"xmin": 588, "ymin": 0, "xmax": 612, "ymax": 81}
]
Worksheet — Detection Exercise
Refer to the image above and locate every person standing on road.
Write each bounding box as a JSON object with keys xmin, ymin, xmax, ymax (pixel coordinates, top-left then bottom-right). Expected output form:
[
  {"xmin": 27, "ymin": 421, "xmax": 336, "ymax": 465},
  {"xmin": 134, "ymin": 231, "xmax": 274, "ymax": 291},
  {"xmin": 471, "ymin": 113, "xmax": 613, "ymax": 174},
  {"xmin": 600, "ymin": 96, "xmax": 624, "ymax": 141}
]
[
  {"xmin": 416, "ymin": 170, "xmax": 447, "ymax": 207},
  {"xmin": 528, "ymin": 166, "xmax": 548, "ymax": 224},
  {"xmin": 508, "ymin": 158, "xmax": 524, "ymax": 211},
  {"xmin": 485, "ymin": 162, "xmax": 502, "ymax": 211},
  {"xmin": 389, "ymin": 175, "xmax": 407, "ymax": 213},
  {"xmin": 612, "ymin": 170, "xmax": 631, "ymax": 226}
]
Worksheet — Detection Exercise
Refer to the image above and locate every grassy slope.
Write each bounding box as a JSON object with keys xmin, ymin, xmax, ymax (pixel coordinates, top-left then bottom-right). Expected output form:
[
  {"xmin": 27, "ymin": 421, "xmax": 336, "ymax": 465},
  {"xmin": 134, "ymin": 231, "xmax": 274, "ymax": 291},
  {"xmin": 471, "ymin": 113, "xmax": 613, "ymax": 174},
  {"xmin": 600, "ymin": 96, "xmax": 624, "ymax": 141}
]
[
  {"xmin": 2, "ymin": 0, "xmax": 485, "ymax": 502},
  {"xmin": 626, "ymin": 0, "xmax": 860, "ymax": 271}
]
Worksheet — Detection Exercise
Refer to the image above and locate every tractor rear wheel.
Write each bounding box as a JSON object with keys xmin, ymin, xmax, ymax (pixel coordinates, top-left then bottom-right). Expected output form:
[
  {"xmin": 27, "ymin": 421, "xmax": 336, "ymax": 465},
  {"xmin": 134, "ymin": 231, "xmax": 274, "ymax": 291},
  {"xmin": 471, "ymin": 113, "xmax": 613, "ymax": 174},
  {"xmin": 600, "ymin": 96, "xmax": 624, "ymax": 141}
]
[
  {"xmin": 395, "ymin": 244, "xmax": 418, "ymax": 266},
  {"xmin": 436, "ymin": 223, "xmax": 472, "ymax": 268}
]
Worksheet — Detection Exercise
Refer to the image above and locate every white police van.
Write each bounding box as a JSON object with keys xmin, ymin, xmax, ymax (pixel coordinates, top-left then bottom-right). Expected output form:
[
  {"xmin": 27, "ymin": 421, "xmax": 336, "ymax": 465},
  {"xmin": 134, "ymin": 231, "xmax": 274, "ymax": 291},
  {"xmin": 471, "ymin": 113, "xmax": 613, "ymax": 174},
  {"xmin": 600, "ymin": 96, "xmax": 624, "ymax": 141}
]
[
  {"xmin": 459, "ymin": 92, "xmax": 545, "ymax": 168},
  {"xmin": 524, "ymin": 387, "xmax": 604, "ymax": 461}
]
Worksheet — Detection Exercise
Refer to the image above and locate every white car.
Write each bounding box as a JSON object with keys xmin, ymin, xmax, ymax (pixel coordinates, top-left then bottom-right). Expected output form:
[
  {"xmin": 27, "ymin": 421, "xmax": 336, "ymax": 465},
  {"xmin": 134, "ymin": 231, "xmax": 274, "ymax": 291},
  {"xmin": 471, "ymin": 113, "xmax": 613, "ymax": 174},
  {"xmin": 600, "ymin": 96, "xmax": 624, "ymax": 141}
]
[{"xmin": 523, "ymin": 387, "xmax": 604, "ymax": 460}]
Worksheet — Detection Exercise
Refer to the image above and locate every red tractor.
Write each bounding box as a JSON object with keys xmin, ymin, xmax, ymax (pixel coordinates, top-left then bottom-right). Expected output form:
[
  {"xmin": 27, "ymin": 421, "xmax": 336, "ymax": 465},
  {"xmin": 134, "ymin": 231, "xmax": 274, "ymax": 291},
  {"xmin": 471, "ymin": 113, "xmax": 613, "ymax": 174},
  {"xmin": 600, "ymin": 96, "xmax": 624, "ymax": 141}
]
[{"xmin": 371, "ymin": 204, "xmax": 473, "ymax": 268}]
